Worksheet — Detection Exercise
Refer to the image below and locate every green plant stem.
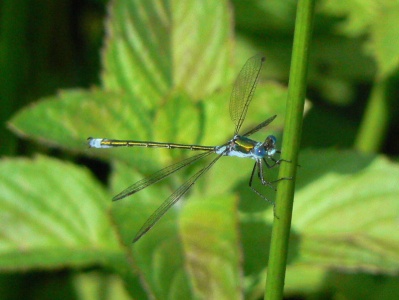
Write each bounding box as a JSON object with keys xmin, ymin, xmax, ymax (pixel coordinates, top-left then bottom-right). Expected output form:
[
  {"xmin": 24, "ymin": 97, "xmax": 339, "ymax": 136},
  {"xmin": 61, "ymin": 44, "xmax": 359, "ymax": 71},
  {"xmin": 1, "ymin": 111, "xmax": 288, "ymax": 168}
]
[
  {"xmin": 264, "ymin": 0, "xmax": 315, "ymax": 299},
  {"xmin": 354, "ymin": 79, "xmax": 390, "ymax": 153}
]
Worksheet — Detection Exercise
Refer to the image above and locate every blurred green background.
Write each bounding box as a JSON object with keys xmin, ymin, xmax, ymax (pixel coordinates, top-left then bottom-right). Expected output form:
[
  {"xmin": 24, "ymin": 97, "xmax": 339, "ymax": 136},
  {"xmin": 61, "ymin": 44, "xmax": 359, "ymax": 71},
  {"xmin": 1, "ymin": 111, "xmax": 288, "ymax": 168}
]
[
  {"xmin": 1, "ymin": 0, "xmax": 399, "ymax": 299},
  {"xmin": 0, "ymin": 0, "xmax": 105, "ymax": 156}
]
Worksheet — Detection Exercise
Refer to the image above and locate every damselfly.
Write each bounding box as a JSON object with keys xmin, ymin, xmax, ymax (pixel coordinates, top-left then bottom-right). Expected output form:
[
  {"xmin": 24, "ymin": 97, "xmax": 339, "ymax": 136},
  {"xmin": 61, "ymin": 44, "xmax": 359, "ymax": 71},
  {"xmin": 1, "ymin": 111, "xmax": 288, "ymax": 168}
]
[{"xmin": 88, "ymin": 54, "xmax": 287, "ymax": 242}]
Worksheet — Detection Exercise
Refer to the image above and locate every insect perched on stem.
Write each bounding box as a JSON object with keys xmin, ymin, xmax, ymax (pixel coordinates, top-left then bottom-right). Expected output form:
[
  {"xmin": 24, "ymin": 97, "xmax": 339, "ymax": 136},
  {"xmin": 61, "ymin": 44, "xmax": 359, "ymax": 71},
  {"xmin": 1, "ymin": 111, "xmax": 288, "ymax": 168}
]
[{"xmin": 88, "ymin": 54, "xmax": 289, "ymax": 242}]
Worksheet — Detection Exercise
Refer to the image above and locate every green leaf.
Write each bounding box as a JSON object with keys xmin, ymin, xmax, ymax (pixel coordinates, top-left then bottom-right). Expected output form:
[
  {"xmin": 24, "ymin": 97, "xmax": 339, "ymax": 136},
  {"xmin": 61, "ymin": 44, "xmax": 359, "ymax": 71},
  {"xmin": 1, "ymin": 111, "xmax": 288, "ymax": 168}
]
[
  {"xmin": 9, "ymin": 0, "xmax": 237, "ymax": 170},
  {"xmin": 72, "ymin": 271, "xmax": 132, "ymax": 300},
  {"xmin": 370, "ymin": 5, "xmax": 399, "ymax": 79},
  {"xmin": 0, "ymin": 155, "xmax": 122, "ymax": 270},
  {"xmin": 320, "ymin": 0, "xmax": 399, "ymax": 79},
  {"xmin": 153, "ymin": 93, "xmax": 202, "ymax": 164},
  {"xmin": 180, "ymin": 194, "xmax": 241, "ymax": 299},
  {"xmin": 110, "ymin": 160, "xmax": 194, "ymax": 298},
  {"xmin": 102, "ymin": 0, "xmax": 234, "ymax": 108},
  {"xmin": 293, "ymin": 149, "xmax": 399, "ymax": 273},
  {"xmin": 319, "ymin": 0, "xmax": 375, "ymax": 36},
  {"xmin": 111, "ymin": 159, "xmax": 242, "ymax": 299},
  {"xmin": 241, "ymin": 149, "xmax": 399, "ymax": 295},
  {"xmin": 8, "ymin": 89, "xmax": 151, "ymax": 150},
  {"xmin": 8, "ymin": 88, "xmax": 166, "ymax": 170},
  {"xmin": 155, "ymin": 94, "xmax": 201, "ymax": 144}
]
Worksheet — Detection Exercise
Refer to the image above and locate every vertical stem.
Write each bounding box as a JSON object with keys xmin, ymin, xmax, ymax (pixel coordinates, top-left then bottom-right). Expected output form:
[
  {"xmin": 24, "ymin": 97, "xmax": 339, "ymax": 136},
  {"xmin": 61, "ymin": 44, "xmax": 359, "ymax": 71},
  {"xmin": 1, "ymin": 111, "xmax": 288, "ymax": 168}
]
[
  {"xmin": 264, "ymin": 0, "xmax": 315, "ymax": 299},
  {"xmin": 354, "ymin": 79, "xmax": 390, "ymax": 153}
]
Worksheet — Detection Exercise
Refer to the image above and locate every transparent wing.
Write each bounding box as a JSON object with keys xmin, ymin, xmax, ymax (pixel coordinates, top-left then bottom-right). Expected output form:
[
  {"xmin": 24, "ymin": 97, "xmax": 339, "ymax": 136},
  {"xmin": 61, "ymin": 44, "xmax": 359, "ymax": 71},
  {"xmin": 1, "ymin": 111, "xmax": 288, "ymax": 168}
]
[
  {"xmin": 242, "ymin": 115, "xmax": 276, "ymax": 137},
  {"xmin": 230, "ymin": 54, "xmax": 265, "ymax": 135},
  {"xmin": 113, "ymin": 151, "xmax": 215, "ymax": 201},
  {"xmin": 133, "ymin": 152, "xmax": 225, "ymax": 243}
]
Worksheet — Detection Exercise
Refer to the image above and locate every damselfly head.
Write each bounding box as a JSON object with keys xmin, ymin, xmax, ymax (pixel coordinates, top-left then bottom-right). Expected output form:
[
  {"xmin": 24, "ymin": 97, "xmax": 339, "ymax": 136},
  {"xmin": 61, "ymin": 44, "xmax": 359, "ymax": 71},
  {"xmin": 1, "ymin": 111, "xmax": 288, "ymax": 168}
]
[{"xmin": 263, "ymin": 135, "xmax": 277, "ymax": 156}]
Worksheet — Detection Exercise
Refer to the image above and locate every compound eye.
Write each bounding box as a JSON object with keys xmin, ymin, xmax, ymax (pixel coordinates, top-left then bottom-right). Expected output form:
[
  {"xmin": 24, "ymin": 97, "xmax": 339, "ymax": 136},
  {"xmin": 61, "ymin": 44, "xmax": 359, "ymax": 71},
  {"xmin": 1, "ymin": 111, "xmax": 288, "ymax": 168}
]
[{"xmin": 268, "ymin": 135, "xmax": 277, "ymax": 144}]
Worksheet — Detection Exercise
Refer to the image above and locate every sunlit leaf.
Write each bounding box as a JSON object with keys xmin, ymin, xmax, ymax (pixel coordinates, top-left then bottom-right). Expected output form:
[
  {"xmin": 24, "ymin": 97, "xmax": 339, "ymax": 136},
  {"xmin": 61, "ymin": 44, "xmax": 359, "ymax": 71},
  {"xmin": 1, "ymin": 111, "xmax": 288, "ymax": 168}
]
[
  {"xmin": 242, "ymin": 149, "xmax": 399, "ymax": 295},
  {"xmin": 319, "ymin": 0, "xmax": 376, "ymax": 36},
  {"xmin": 180, "ymin": 194, "xmax": 241, "ymax": 299},
  {"xmin": 294, "ymin": 150, "xmax": 399, "ymax": 273},
  {"xmin": 102, "ymin": 0, "xmax": 234, "ymax": 108},
  {"xmin": 0, "ymin": 156, "xmax": 121, "ymax": 270},
  {"xmin": 370, "ymin": 5, "xmax": 399, "ymax": 79},
  {"xmin": 8, "ymin": 89, "xmax": 156, "ymax": 168}
]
